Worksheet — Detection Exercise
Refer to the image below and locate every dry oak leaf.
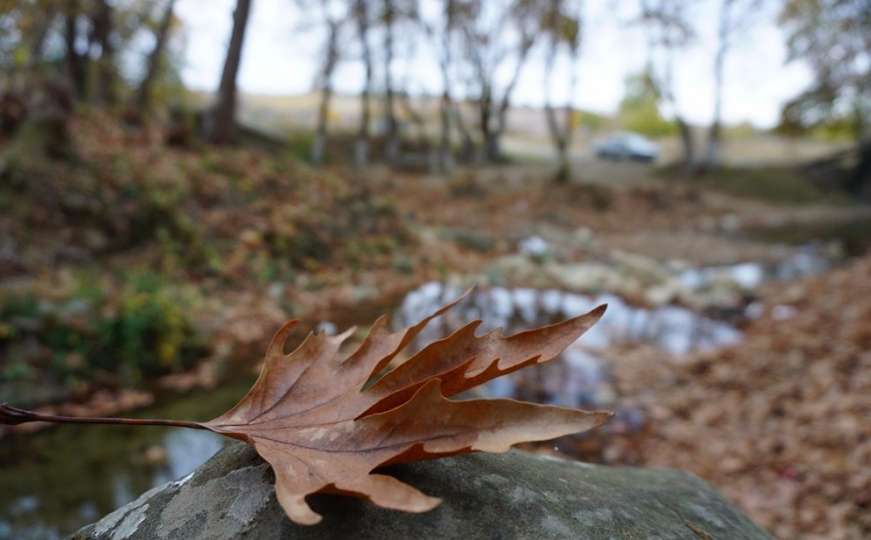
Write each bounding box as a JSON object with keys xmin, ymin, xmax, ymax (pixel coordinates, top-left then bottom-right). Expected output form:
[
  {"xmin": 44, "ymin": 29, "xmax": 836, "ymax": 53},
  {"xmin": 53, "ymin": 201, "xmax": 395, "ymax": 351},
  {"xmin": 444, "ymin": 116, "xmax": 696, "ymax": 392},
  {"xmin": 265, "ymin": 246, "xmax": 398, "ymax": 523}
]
[{"xmin": 202, "ymin": 292, "xmax": 610, "ymax": 524}]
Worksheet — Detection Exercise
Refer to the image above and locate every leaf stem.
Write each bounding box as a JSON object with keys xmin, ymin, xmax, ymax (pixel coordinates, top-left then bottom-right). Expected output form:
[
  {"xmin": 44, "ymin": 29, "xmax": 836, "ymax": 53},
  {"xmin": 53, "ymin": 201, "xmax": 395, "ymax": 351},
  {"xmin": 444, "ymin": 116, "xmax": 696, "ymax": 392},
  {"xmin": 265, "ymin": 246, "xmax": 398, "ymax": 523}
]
[{"xmin": 0, "ymin": 403, "xmax": 207, "ymax": 431}]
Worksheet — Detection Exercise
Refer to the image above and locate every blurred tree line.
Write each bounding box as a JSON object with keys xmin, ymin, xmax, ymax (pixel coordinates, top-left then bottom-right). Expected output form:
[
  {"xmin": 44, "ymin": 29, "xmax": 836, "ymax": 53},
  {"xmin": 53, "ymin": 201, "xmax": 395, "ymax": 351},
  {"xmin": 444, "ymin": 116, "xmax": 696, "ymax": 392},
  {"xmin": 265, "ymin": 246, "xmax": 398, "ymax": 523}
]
[
  {"xmin": 778, "ymin": 0, "xmax": 870, "ymax": 195},
  {"xmin": 0, "ymin": 0, "xmax": 868, "ymax": 191},
  {"xmin": 0, "ymin": 0, "xmax": 182, "ymax": 108}
]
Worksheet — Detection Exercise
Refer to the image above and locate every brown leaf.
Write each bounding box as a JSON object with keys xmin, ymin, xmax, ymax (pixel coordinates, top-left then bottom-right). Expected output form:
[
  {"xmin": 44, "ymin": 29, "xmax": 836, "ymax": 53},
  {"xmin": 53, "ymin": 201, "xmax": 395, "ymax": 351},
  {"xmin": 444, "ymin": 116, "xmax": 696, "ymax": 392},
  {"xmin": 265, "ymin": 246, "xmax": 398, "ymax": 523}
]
[{"xmin": 202, "ymin": 290, "xmax": 610, "ymax": 524}]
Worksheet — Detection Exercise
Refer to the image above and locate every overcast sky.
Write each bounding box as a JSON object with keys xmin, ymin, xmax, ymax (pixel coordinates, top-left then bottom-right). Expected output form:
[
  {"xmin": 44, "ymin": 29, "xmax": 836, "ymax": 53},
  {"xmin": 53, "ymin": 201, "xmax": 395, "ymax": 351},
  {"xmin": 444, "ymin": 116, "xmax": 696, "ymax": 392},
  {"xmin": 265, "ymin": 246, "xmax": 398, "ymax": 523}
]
[{"xmin": 174, "ymin": 0, "xmax": 812, "ymax": 128}]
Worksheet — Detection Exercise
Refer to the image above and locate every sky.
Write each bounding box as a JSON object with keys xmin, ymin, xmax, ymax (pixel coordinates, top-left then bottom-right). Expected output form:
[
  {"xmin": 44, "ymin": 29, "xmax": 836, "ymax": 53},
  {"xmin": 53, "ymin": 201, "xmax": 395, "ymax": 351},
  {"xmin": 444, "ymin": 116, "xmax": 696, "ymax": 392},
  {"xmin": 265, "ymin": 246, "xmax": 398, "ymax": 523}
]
[{"xmin": 174, "ymin": 0, "xmax": 813, "ymax": 128}]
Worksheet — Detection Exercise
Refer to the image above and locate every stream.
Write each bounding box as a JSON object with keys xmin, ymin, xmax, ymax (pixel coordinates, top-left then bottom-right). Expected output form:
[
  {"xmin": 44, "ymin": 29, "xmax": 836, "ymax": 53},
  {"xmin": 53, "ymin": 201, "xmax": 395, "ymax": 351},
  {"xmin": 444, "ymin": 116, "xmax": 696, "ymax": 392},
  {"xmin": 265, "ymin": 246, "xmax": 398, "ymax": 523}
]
[{"xmin": 0, "ymin": 230, "xmax": 865, "ymax": 538}]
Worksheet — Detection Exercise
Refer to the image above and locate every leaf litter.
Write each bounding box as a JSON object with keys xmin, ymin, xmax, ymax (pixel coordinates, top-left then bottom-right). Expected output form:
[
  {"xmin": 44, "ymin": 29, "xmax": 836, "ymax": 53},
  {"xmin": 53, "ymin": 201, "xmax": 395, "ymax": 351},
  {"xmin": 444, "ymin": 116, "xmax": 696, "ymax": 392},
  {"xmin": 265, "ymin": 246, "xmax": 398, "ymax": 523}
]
[{"xmin": 590, "ymin": 255, "xmax": 871, "ymax": 540}]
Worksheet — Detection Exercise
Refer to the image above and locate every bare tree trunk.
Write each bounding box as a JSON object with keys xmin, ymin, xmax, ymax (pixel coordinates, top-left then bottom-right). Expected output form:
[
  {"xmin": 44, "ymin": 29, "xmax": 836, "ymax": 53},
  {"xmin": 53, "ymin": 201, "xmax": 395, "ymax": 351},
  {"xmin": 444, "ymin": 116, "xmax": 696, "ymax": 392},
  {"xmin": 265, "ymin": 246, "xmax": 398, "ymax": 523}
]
[
  {"xmin": 544, "ymin": 43, "xmax": 564, "ymax": 181},
  {"xmin": 490, "ymin": 89, "xmax": 514, "ymax": 161},
  {"xmin": 846, "ymin": 100, "xmax": 870, "ymax": 197},
  {"xmin": 436, "ymin": 0, "xmax": 456, "ymax": 173},
  {"xmin": 661, "ymin": 37, "xmax": 695, "ymax": 174},
  {"xmin": 311, "ymin": 91, "xmax": 331, "ymax": 165},
  {"xmin": 676, "ymin": 117, "xmax": 695, "ymax": 174},
  {"xmin": 137, "ymin": 0, "xmax": 176, "ymax": 110},
  {"xmin": 464, "ymin": 39, "xmax": 490, "ymax": 164},
  {"xmin": 398, "ymin": 90, "xmax": 435, "ymax": 170},
  {"xmin": 543, "ymin": 2, "xmax": 581, "ymax": 184},
  {"xmin": 453, "ymin": 103, "xmax": 475, "ymax": 162},
  {"xmin": 28, "ymin": 7, "xmax": 55, "ymax": 68},
  {"xmin": 399, "ymin": 90, "xmax": 427, "ymax": 146},
  {"xmin": 704, "ymin": 0, "xmax": 733, "ymax": 172},
  {"xmin": 383, "ymin": 0, "xmax": 399, "ymax": 164},
  {"xmin": 847, "ymin": 138, "xmax": 871, "ymax": 199},
  {"xmin": 91, "ymin": 0, "xmax": 116, "ymax": 105},
  {"xmin": 544, "ymin": 70, "xmax": 576, "ymax": 183},
  {"xmin": 209, "ymin": 0, "xmax": 253, "ymax": 144},
  {"xmin": 312, "ymin": 20, "xmax": 340, "ymax": 165},
  {"xmin": 64, "ymin": 1, "xmax": 87, "ymax": 99},
  {"xmin": 639, "ymin": 0, "xmax": 698, "ymax": 174},
  {"xmin": 706, "ymin": 119, "xmax": 722, "ymax": 170},
  {"xmin": 438, "ymin": 87, "xmax": 454, "ymax": 172},
  {"xmin": 488, "ymin": 41, "xmax": 534, "ymax": 162},
  {"xmin": 354, "ymin": 0, "xmax": 372, "ymax": 168},
  {"xmin": 478, "ymin": 85, "xmax": 496, "ymax": 163},
  {"xmin": 545, "ymin": 104, "xmax": 572, "ymax": 182},
  {"xmin": 437, "ymin": 70, "xmax": 452, "ymax": 171}
]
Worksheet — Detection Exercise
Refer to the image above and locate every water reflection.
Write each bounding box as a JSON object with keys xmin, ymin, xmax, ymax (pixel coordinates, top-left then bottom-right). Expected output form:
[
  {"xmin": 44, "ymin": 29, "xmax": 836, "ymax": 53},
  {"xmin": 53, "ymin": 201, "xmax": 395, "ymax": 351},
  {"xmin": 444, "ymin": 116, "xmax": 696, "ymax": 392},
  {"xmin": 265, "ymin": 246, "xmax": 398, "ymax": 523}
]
[
  {"xmin": 156, "ymin": 429, "xmax": 225, "ymax": 486},
  {"xmin": 0, "ymin": 382, "xmax": 248, "ymax": 539},
  {"xmin": 395, "ymin": 283, "xmax": 742, "ymax": 412},
  {"xmin": 398, "ymin": 283, "xmax": 741, "ymax": 354}
]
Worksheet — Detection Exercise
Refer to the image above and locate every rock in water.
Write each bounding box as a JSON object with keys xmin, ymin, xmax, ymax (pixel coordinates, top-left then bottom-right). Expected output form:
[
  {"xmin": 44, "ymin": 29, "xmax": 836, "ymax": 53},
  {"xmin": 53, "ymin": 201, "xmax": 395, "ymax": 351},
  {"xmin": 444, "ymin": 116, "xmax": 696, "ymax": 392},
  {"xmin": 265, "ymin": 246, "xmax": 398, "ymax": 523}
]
[{"xmin": 72, "ymin": 442, "xmax": 770, "ymax": 539}]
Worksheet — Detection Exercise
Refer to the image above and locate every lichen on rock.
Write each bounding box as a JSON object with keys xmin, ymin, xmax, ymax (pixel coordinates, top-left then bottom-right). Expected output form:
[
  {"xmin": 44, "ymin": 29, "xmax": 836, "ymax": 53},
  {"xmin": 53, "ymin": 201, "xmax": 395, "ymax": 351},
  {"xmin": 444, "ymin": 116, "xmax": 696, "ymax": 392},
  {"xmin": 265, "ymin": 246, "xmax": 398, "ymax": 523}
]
[{"xmin": 73, "ymin": 442, "xmax": 771, "ymax": 540}]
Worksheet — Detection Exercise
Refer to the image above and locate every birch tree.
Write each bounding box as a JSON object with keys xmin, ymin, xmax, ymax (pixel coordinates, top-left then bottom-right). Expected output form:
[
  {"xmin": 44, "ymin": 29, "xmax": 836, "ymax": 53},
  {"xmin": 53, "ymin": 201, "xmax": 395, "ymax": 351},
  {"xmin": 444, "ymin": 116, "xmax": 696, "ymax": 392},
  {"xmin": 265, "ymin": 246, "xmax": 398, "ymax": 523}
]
[
  {"xmin": 310, "ymin": 0, "xmax": 347, "ymax": 164},
  {"xmin": 352, "ymin": 0, "xmax": 373, "ymax": 167},
  {"xmin": 457, "ymin": 0, "xmax": 544, "ymax": 162},
  {"xmin": 637, "ymin": 0, "xmax": 695, "ymax": 173},
  {"xmin": 702, "ymin": 0, "xmax": 762, "ymax": 171},
  {"xmin": 136, "ymin": 0, "xmax": 177, "ymax": 110},
  {"xmin": 779, "ymin": 0, "xmax": 871, "ymax": 196},
  {"xmin": 543, "ymin": 0, "xmax": 583, "ymax": 183}
]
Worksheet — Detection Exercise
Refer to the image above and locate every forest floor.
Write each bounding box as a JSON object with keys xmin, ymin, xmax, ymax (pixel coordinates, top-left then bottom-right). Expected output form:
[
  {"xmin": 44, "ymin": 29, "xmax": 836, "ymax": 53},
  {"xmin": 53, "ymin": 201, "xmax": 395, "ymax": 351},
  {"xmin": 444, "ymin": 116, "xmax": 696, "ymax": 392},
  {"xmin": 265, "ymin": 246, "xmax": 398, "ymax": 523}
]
[{"xmin": 1, "ymin": 111, "xmax": 869, "ymax": 538}]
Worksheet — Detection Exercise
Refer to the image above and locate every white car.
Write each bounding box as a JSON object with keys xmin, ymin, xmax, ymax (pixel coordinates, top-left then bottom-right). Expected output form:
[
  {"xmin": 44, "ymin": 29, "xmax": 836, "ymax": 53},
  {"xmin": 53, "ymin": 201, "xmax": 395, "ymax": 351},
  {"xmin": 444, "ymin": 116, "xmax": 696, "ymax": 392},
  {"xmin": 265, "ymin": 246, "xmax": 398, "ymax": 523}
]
[{"xmin": 595, "ymin": 133, "xmax": 660, "ymax": 163}]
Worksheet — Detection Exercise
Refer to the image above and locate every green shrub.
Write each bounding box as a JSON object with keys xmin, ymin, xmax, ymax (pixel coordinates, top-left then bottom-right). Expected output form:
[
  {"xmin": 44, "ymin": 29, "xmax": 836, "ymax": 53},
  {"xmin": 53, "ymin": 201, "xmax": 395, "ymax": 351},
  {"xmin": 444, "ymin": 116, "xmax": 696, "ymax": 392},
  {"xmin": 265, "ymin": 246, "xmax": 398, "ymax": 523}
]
[
  {"xmin": 90, "ymin": 274, "xmax": 204, "ymax": 381},
  {"xmin": 0, "ymin": 273, "xmax": 206, "ymax": 389}
]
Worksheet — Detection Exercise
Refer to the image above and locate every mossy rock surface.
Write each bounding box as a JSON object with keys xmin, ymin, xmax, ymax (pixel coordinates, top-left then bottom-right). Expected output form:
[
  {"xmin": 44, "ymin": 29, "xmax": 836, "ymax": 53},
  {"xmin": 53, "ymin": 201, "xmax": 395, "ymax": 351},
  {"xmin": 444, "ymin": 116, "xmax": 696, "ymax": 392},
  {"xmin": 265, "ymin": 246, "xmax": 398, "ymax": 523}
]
[{"xmin": 72, "ymin": 442, "xmax": 771, "ymax": 540}]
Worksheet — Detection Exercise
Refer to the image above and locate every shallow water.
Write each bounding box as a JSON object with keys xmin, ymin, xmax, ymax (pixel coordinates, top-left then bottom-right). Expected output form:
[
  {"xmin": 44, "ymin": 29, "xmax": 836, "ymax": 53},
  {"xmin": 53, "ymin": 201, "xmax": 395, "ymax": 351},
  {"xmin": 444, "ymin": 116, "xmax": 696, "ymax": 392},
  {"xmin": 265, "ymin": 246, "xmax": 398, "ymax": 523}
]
[
  {"xmin": 395, "ymin": 283, "xmax": 742, "ymax": 413},
  {"xmin": 0, "ymin": 382, "xmax": 250, "ymax": 540}
]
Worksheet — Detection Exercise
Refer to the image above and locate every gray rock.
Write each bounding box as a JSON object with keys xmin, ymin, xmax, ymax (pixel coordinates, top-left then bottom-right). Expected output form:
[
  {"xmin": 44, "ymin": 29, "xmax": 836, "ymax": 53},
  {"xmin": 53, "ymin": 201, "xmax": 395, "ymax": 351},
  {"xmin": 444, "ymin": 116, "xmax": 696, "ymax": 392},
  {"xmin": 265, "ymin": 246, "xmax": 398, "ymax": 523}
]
[{"xmin": 72, "ymin": 442, "xmax": 771, "ymax": 540}]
